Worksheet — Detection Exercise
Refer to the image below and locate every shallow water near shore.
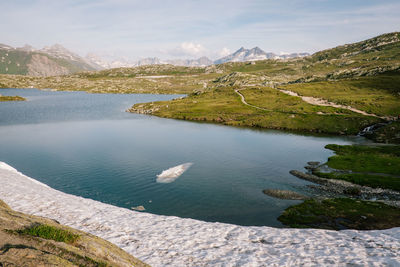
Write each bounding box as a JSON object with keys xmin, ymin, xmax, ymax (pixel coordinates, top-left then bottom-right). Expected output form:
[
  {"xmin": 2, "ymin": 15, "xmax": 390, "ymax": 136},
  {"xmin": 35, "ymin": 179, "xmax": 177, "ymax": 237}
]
[{"xmin": 0, "ymin": 88, "xmax": 367, "ymax": 226}]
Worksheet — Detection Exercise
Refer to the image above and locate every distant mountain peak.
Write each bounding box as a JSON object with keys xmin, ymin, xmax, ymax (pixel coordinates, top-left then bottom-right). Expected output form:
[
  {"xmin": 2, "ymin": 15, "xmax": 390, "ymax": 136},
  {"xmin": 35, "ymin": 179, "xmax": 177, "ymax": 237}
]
[
  {"xmin": 41, "ymin": 44, "xmax": 77, "ymax": 56},
  {"xmin": 214, "ymin": 46, "xmax": 309, "ymax": 64},
  {"xmin": 18, "ymin": 44, "xmax": 36, "ymax": 52},
  {"xmin": 250, "ymin": 46, "xmax": 264, "ymax": 53}
]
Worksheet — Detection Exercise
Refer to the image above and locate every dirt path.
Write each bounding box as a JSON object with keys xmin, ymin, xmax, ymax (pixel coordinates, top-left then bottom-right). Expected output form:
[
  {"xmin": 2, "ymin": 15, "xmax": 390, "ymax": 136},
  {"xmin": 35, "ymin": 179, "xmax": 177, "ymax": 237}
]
[
  {"xmin": 234, "ymin": 89, "xmax": 270, "ymax": 111},
  {"xmin": 277, "ymin": 88, "xmax": 388, "ymax": 119},
  {"xmin": 235, "ymin": 88, "xmax": 392, "ymax": 120}
]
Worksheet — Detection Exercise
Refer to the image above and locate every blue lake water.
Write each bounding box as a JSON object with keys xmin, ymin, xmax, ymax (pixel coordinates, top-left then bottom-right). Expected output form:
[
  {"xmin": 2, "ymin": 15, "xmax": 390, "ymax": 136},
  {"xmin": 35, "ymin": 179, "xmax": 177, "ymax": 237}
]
[{"xmin": 0, "ymin": 88, "xmax": 367, "ymax": 226}]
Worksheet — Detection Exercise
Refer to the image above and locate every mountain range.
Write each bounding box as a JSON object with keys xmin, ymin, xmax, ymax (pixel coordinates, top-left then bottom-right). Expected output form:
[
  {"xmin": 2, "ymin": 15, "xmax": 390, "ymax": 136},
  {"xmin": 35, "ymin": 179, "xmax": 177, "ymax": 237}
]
[
  {"xmin": 91, "ymin": 47, "xmax": 309, "ymax": 69},
  {"xmin": 0, "ymin": 43, "xmax": 309, "ymax": 76},
  {"xmin": 0, "ymin": 43, "xmax": 101, "ymax": 76},
  {"xmin": 214, "ymin": 47, "xmax": 309, "ymax": 64}
]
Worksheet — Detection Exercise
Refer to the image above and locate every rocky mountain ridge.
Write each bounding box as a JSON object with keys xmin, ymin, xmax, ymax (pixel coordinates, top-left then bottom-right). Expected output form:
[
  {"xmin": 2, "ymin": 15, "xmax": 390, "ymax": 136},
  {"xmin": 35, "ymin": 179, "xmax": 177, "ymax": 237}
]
[
  {"xmin": 214, "ymin": 47, "xmax": 309, "ymax": 64},
  {"xmin": 0, "ymin": 43, "xmax": 101, "ymax": 76},
  {"xmin": 91, "ymin": 47, "xmax": 309, "ymax": 69}
]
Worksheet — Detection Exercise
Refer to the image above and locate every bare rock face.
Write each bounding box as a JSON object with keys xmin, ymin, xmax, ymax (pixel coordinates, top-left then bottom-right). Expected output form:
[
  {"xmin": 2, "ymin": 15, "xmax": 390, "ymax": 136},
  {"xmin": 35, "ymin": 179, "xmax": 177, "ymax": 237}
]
[
  {"xmin": 27, "ymin": 54, "xmax": 70, "ymax": 76},
  {"xmin": 0, "ymin": 199, "xmax": 148, "ymax": 267}
]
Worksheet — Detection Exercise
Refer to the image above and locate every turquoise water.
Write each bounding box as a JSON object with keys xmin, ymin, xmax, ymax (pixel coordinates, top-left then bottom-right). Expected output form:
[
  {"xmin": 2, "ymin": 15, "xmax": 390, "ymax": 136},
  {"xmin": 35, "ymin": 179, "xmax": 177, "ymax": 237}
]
[{"xmin": 0, "ymin": 88, "xmax": 365, "ymax": 226}]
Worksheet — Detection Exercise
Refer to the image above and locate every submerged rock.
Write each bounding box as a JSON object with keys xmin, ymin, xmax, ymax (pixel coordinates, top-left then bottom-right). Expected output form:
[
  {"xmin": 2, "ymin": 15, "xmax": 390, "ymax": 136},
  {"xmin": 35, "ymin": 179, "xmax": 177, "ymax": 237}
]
[
  {"xmin": 290, "ymin": 170, "xmax": 328, "ymax": 185},
  {"xmin": 262, "ymin": 189, "xmax": 308, "ymax": 200},
  {"xmin": 131, "ymin": 205, "xmax": 146, "ymax": 211}
]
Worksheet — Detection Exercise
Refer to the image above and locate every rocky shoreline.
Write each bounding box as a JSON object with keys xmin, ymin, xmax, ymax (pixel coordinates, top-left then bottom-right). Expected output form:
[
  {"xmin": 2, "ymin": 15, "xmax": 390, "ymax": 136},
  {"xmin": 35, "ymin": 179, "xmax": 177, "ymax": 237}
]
[{"xmin": 289, "ymin": 169, "xmax": 400, "ymax": 207}]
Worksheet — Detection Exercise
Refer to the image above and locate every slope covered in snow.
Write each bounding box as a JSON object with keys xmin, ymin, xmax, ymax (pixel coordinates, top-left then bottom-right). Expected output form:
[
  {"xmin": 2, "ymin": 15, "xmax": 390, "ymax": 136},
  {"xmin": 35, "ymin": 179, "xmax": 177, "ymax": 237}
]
[{"xmin": 0, "ymin": 162, "xmax": 399, "ymax": 266}]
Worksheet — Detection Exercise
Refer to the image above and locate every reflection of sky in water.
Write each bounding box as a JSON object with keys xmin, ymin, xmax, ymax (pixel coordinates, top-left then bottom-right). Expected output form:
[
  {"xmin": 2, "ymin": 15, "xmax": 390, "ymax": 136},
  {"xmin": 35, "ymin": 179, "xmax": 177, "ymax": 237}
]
[{"xmin": 0, "ymin": 88, "xmax": 366, "ymax": 226}]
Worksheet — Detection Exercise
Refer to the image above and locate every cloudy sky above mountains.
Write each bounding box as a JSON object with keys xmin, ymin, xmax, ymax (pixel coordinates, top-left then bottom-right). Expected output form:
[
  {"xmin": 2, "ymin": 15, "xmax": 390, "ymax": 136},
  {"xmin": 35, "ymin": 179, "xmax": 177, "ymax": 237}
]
[{"xmin": 2, "ymin": 0, "xmax": 400, "ymax": 60}]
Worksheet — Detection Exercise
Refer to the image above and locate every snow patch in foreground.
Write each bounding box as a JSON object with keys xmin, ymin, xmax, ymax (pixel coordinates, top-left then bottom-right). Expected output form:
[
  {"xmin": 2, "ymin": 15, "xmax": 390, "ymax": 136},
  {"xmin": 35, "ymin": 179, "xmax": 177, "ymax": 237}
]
[
  {"xmin": 156, "ymin": 162, "xmax": 193, "ymax": 183},
  {"xmin": 0, "ymin": 161, "xmax": 399, "ymax": 266}
]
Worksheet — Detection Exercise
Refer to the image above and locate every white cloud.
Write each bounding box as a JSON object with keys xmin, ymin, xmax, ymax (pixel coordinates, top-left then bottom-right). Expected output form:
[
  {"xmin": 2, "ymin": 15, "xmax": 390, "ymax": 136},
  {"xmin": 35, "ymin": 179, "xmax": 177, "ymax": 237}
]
[
  {"xmin": 218, "ymin": 47, "xmax": 231, "ymax": 57},
  {"xmin": 168, "ymin": 42, "xmax": 207, "ymax": 57}
]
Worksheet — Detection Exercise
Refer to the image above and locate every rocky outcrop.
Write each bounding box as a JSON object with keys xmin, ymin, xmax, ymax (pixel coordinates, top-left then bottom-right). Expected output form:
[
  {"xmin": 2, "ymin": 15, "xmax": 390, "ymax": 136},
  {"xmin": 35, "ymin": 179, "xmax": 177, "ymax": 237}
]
[
  {"xmin": 325, "ymin": 64, "xmax": 400, "ymax": 80},
  {"xmin": 27, "ymin": 54, "xmax": 70, "ymax": 76}
]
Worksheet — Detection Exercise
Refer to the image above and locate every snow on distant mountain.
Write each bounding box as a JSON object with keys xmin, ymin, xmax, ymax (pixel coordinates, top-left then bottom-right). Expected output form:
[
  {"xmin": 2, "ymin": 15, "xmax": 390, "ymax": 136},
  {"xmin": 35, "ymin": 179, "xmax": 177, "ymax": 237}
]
[
  {"xmin": 214, "ymin": 47, "xmax": 309, "ymax": 64},
  {"xmin": 84, "ymin": 46, "xmax": 307, "ymax": 69},
  {"xmin": 85, "ymin": 55, "xmax": 214, "ymax": 69},
  {"xmin": 137, "ymin": 57, "xmax": 162, "ymax": 66},
  {"xmin": 38, "ymin": 44, "xmax": 103, "ymax": 70},
  {"xmin": 165, "ymin": 56, "xmax": 213, "ymax": 67}
]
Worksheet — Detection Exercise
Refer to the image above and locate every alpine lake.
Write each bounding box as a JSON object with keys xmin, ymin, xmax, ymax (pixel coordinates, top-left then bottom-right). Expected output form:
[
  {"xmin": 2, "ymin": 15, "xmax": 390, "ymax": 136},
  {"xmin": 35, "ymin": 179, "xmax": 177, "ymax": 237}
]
[{"xmin": 0, "ymin": 88, "xmax": 368, "ymax": 227}]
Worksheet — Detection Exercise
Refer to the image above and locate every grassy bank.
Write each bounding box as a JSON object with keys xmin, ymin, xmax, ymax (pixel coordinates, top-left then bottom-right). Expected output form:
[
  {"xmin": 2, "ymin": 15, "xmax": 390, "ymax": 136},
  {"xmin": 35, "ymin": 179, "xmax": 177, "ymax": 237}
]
[
  {"xmin": 278, "ymin": 198, "xmax": 400, "ymax": 230},
  {"xmin": 129, "ymin": 85, "xmax": 380, "ymax": 134},
  {"xmin": 0, "ymin": 95, "xmax": 25, "ymax": 101},
  {"xmin": 325, "ymin": 144, "xmax": 400, "ymax": 175},
  {"xmin": 311, "ymin": 144, "xmax": 400, "ymax": 191},
  {"xmin": 279, "ymin": 144, "xmax": 400, "ymax": 229}
]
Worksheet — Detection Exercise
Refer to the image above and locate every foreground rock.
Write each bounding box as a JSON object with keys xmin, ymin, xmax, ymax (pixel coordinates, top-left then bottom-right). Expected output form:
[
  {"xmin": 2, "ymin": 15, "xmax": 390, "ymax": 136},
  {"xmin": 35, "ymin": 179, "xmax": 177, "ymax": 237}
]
[{"xmin": 0, "ymin": 199, "xmax": 147, "ymax": 267}]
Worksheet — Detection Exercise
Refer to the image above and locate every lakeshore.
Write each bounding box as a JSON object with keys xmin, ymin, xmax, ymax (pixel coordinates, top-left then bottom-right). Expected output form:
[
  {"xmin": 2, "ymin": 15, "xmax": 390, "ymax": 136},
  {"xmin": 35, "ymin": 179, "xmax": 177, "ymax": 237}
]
[
  {"xmin": 0, "ymin": 32, "xmax": 399, "ymax": 266},
  {"xmin": 1, "ymin": 162, "xmax": 399, "ymax": 266}
]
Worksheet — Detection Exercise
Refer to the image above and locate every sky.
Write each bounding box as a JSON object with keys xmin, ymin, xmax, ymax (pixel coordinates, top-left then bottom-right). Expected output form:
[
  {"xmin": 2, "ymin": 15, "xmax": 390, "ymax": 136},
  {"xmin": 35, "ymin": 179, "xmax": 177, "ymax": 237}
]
[{"xmin": 1, "ymin": 0, "xmax": 400, "ymax": 61}]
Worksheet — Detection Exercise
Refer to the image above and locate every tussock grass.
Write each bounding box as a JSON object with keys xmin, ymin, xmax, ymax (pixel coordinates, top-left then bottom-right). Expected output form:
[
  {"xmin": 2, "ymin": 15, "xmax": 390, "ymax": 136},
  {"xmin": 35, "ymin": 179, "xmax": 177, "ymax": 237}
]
[{"xmin": 17, "ymin": 223, "xmax": 80, "ymax": 244}]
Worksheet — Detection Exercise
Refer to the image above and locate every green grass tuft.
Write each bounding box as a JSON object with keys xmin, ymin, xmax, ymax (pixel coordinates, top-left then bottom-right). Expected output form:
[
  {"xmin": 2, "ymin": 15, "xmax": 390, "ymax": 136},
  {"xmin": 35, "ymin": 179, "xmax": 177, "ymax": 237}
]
[{"xmin": 17, "ymin": 224, "xmax": 80, "ymax": 244}]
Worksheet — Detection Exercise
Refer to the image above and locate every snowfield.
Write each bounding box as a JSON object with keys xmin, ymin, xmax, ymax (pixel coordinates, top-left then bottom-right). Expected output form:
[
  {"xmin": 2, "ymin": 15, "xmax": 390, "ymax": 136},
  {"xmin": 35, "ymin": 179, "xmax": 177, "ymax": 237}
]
[
  {"xmin": 156, "ymin": 163, "xmax": 193, "ymax": 183},
  {"xmin": 0, "ymin": 162, "xmax": 399, "ymax": 266}
]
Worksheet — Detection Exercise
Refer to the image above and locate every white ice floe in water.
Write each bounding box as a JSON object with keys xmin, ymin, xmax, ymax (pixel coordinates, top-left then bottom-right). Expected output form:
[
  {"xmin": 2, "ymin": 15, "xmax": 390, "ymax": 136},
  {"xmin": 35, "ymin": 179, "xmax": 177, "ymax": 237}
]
[
  {"xmin": 0, "ymin": 162, "xmax": 399, "ymax": 266},
  {"xmin": 156, "ymin": 162, "xmax": 193, "ymax": 183}
]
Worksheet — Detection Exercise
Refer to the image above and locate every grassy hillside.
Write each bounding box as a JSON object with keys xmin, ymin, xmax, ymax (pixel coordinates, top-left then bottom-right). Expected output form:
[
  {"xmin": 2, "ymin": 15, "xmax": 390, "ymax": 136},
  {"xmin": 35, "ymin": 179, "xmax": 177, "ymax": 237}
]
[
  {"xmin": 0, "ymin": 48, "xmax": 97, "ymax": 76},
  {"xmin": 129, "ymin": 85, "xmax": 380, "ymax": 134},
  {"xmin": 1, "ymin": 32, "xmax": 399, "ymax": 135},
  {"xmin": 81, "ymin": 64, "xmax": 206, "ymax": 78},
  {"xmin": 0, "ymin": 49, "xmax": 31, "ymax": 75},
  {"xmin": 282, "ymin": 73, "xmax": 400, "ymax": 117}
]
